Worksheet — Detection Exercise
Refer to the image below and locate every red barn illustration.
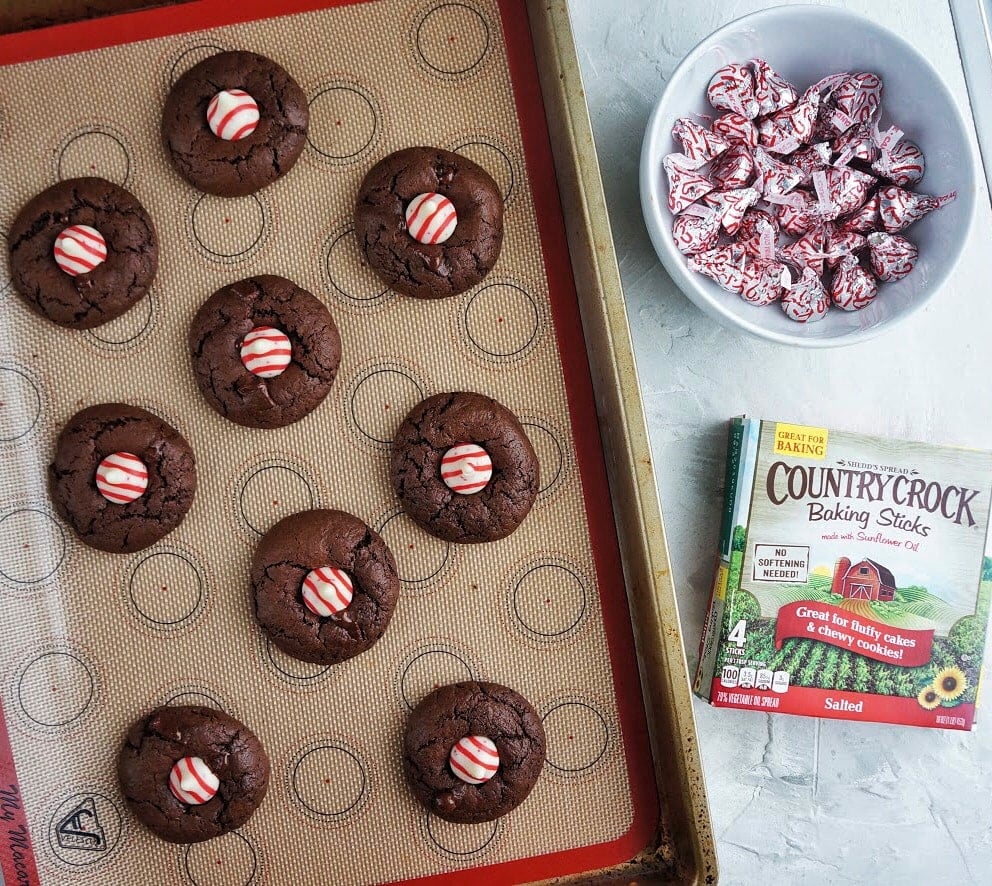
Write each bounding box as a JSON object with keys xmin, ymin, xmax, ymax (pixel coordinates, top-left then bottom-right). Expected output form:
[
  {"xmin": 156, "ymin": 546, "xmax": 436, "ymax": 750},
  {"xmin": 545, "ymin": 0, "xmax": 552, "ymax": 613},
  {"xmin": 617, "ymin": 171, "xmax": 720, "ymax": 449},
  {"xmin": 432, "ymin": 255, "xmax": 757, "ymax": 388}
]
[{"xmin": 830, "ymin": 557, "xmax": 896, "ymax": 601}]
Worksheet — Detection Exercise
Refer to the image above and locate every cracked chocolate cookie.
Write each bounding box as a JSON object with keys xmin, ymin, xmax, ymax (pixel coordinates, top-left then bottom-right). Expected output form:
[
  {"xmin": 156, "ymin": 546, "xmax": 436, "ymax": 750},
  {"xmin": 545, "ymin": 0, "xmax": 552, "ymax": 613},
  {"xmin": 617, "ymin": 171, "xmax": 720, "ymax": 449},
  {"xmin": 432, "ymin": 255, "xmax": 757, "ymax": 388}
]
[
  {"xmin": 50, "ymin": 403, "xmax": 196, "ymax": 554},
  {"xmin": 162, "ymin": 50, "xmax": 309, "ymax": 197},
  {"xmin": 403, "ymin": 681, "xmax": 546, "ymax": 824},
  {"xmin": 251, "ymin": 509, "xmax": 400, "ymax": 665},
  {"xmin": 354, "ymin": 146, "xmax": 503, "ymax": 299},
  {"xmin": 390, "ymin": 392, "xmax": 538, "ymax": 543},
  {"xmin": 118, "ymin": 704, "xmax": 270, "ymax": 844},
  {"xmin": 189, "ymin": 274, "xmax": 341, "ymax": 429},
  {"xmin": 7, "ymin": 177, "xmax": 158, "ymax": 329}
]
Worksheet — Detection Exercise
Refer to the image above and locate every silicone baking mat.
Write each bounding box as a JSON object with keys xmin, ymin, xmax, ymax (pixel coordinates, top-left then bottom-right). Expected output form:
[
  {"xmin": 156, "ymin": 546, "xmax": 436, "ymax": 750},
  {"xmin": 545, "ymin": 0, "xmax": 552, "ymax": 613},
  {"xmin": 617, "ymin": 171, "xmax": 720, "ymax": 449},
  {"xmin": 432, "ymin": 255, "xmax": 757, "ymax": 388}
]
[{"xmin": 0, "ymin": 1, "xmax": 658, "ymax": 883}]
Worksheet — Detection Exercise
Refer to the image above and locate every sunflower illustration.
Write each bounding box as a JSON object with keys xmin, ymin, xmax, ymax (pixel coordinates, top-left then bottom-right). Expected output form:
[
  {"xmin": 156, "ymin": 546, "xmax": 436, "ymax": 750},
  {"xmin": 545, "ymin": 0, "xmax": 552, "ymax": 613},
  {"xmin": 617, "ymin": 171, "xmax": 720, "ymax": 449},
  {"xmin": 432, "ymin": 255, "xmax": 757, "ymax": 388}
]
[
  {"xmin": 917, "ymin": 686, "xmax": 941, "ymax": 710},
  {"xmin": 934, "ymin": 666, "xmax": 968, "ymax": 702}
]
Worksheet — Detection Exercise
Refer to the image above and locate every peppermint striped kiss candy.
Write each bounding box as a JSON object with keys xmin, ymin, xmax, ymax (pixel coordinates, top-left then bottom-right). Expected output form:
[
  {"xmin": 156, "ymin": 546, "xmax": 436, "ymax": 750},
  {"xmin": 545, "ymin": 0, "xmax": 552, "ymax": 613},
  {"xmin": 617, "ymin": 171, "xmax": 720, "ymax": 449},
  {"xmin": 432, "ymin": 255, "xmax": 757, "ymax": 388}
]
[
  {"xmin": 53, "ymin": 224, "xmax": 107, "ymax": 276},
  {"xmin": 449, "ymin": 735, "xmax": 499, "ymax": 785},
  {"xmin": 95, "ymin": 452, "xmax": 148, "ymax": 504},
  {"xmin": 240, "ymin": 326, "xmax": 292, "ymax": 378},
  {"xmin": 302, "ymin": 567, "xmax": 354, "ymax": 617},
  {"xmin": 441, "ymin": 443, "xmax": 493, "ymax": 495},
  {"xmin": 207, "ymin": 89, "xmax": 260, "ymax": 141},
  {"xmin": 405, "ymin": 192, "xmax": 457, "ymax": 245},
  {"xmin": 169, "ymin": 756, "xmax": 220, "ymax": 805}
]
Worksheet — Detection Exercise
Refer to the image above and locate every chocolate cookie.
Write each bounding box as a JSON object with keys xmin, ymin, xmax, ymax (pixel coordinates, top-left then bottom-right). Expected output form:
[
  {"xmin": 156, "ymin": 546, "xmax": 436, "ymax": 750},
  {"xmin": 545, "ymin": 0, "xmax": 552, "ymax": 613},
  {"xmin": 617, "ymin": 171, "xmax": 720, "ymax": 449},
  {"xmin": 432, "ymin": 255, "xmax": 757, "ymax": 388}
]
[
  {"xmin": 403, "ymin": 681, "xmax": 546, "ymax": 824},
  {"xmin": 118, "ymin": 704, "xmax": 269, "ymax": 844},
  {"xmin": 355, "ymin": 146, "xmax": 503, "ymax": 299},
  {"xmin": 390, "ymin": 392, "xmax": 538, "ymax": 543},
  {"xmin": 162, "ymin": 50, "xmax": 309, "ymax": 196},
  {"xmin": 50, "ymin": 403, "xmax": 196, "ymax": 554},
  {"xmin": 7, "ymin": 177, "xmax": 158, "ymax": 329},
  {"xmin": 251, "ymin": 509, "xmax": 400, "ymax": 665},
  {"xmin": 189, "ymin": 274, "xmax": 341, "ymax": 429}
]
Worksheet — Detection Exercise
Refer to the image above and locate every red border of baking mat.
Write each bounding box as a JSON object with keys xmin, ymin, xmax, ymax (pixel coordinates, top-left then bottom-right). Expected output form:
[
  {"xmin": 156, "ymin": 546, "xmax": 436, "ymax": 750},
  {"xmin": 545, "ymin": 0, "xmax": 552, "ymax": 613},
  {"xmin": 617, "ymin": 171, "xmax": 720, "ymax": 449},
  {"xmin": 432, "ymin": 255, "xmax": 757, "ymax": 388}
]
[{"xmin": 0, "ymin": 1, "xmax": 659, "ymax": 883}]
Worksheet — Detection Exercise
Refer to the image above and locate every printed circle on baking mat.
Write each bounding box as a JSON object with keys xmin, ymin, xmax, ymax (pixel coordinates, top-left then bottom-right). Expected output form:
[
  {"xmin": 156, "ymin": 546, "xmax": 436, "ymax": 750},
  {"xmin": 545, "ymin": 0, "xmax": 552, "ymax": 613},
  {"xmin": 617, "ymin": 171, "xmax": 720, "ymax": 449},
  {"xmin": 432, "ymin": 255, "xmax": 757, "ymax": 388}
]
[
  {"xmin": 161, "ymin": 683, "xmax": 229, "ymax": 713},
  {"xmin": 509, "ymin": 558, "xmax": 588, "ymax": 641},
  {"xmin": 15, "ymin": 646, "xmax": 96, "ymax": 731},
  {"xmin": 520, "ymin": 417, "xmax": 569, "ymax": 499},
  {"xmin": 397, "ymin": 643, "xmax": 477, "ymax": 711},
  {"xmin": 346, "ymin": 363, "xmax": 428, "ymax": 448},
  {"xmin": 187, "ymin": 192, "xmax": 270, "ymax": 263},
  {"xmin": 46, "ymin": 790, "xmax": 124, "ymax": 868},
  {"xmin": 183, "ymin": 830, "xmax": 259, "ymax": 886},
  {"xmin": 289, "ymin": 740, "xmax": 369, "ymax": 823},
  {"xmin": 0, "ymin": 363, "xmax": 43, "ymax": 444},
  {"xmin": 55, "ymin": 126, "xmax": 132, "ymax": 186},
  {"xmin": 235, "ymin": 459, "xmax": 319, "ymax": 536},
  {"xmin": 449, "ymin": 137, "xmax": 516, "ymax": 203},
  {"xmin": 307, "ymin": 82, "xmax": 381, "ymax": 164},
  {"xmin": 542, "ymin": 699, "xmax": 611, "ymax": 774},
  {"xmin": 259, "ymin": 636, "xmax": 333, "ymax": 687},
  {"xmin": 423, "ymin": 811, "xmax": 502, "ymax": 861},
  {"xmin": 413, "ymin": 2, "xmax": 492, "ymax": 78},
  {"xmin": 126, "ymin": 547, "xmax": 206, "ymax": 630},
  {"xmin": 168, "ymin": 42, "xmax": 226, "ymax": 85},
  {"xmin": 0, "ymin": 507, "xmax": 66, "ymax": 589},
  {"xmin": 460, "ymin": 281, "xmax": 543, "ymax": 362},
  {"xmin": 322, "ymin": 223, "xmax": 393, "ymax": 308},
  {"xmin": 377, "ymin": 509, "xmax": 453, "ymax": 595},
  {"xmin": 85, "ymin": 290, "xmax": 155, "ymax": 351}
]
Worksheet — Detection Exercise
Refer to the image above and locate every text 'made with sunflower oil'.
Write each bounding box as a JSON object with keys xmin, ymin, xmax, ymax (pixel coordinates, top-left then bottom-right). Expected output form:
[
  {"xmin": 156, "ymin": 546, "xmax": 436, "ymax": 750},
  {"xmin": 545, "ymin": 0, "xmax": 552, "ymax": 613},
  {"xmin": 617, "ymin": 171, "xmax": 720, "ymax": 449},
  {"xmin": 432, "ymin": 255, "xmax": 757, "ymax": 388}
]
[{"xmin": 694, "ymin": 417, "xmax": 992, "ymax": 730}]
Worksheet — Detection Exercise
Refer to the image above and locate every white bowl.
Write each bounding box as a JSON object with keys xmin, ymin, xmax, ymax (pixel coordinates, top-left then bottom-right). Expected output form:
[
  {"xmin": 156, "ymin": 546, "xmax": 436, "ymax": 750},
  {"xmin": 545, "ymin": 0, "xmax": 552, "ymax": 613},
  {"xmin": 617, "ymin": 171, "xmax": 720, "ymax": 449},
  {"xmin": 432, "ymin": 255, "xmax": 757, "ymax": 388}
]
[{"xmin": 640, "ymin": 5, "xmax": 977, "ymax": 347}]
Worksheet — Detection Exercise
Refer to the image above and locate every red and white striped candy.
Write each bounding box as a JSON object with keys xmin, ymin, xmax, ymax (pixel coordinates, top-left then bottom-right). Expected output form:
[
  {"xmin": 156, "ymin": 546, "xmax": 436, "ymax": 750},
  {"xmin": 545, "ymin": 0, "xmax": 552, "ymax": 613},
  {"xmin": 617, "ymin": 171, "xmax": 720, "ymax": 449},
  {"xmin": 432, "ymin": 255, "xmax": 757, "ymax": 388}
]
[
  {"xmin": 441, "ymin": 443, "xmax": 493, "ymax": 494},
  {"xmin": 95, "ymin": 452, "xmax": 148, "ymax": 504},
  {"xmin": 302, "ymin": 567, "xmax": 354, "ymax": 617},
  {"xmin": 169, "ymin": 756, "xmax": 219, "ymax": 805},
  {"xmin": 53, "ymin": 225, "xmax": 107, "ymax": 276},
  {"xmin": 662, "ymin": 153, "xmax": 714, "ymax": 214},
  {"xmin": 405, "ymin": 192, "xmax": 457, "ymax": 245},
  {"xmin": 449, "ymin": 735, "xmax": 499, "ymax": 785},
  {"xmin": 240, "ymin": 326, "xmax": 292, "ymax": 379},
  {"xmin": 207, "ymin": 89, "xmax": 260, "ymax": 141}
]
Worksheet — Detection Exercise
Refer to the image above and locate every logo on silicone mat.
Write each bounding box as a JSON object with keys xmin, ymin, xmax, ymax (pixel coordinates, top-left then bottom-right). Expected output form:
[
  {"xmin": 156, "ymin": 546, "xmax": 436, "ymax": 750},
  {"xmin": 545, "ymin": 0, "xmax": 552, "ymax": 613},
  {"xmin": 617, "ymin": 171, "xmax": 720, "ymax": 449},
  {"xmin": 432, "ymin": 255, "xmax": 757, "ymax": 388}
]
[{"xmin": 56, "ymin": 797, "xmax": 106, "ymax": 852}]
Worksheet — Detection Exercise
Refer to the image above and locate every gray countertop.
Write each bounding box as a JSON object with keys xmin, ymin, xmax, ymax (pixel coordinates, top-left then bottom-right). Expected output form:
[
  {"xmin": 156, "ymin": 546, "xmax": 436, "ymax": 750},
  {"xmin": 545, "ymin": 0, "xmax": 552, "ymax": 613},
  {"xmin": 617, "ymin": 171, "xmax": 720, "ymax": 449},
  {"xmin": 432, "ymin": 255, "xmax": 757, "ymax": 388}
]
[{"xmin": 565, "ymin": 0, "xmax": 992, "ymax": 882}]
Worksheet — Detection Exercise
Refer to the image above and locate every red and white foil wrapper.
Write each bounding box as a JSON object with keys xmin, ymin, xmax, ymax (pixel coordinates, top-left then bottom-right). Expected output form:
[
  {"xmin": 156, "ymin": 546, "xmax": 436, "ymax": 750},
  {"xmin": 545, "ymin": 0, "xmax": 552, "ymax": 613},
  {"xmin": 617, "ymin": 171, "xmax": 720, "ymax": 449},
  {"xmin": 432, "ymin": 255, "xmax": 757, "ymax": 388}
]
[
  {"xmin": 672, "ymin": 118, "xmax": 729, "ymax": 165},
  {"xmin": 838, "ymin": 192, "xmax": 881, "ymax": 234},
  {"xmin": 672, "ymin": 204, "xmax": 722, "ymax": 255},
  {"xmin": 406, "ymin": 192, "xmax": 457, "ymax": 244},
  {"xmin": 830, "ymin": 255, "xmax": 878, "ymax": 311},
  {"xmin": 868, "ymin": 231, "xmax": 918, "ymax": 281},
  {"xmin": 790, "ymin": 142, "xmax": 831, "ymax": 186},
  {"xmin": 831, "ymin": 72, "xmax": 883, "ymax": 125},
  {"xmin": 709, "ymin": 142, "xmax": 754, "ymax": 190},
  {"xmin": 169, "ymin": 756, "xmax": 220, "ymax": 805},
  {"xmin": 770, "ymin": 189, "xmax": 818, "ymax": 237},
  {"xmin": 687, "ymin": 245, "xmax": 747, "ymax": 294},
  {"xmin": 872, "ymin": 128, "xmax": 925, "ymax": 187},
  {"xmin": 302, "ymin": 567, "xmax": 354, "ymax": 617},
  {"xmin": 711, "ymin": 113, "xmax": 758, "ymax": 148},
  {"xmin": 441, "ymin": 443, "xmax": 493, "ymax": 494},
  {"xmin": 753, "ymin": 148, "xmax": 803, "ymax": 199},
  {"xmin": 759, "ymin": 85, "xmax": 819, "ymax": 153},
  {"xmin": 824, "ymin": 225, "xmax": 867, "ymax": 270},
  {"xmin": 751, "ymin": 58, "xmax": 798, "ymax": 116},
  {"xmin": 95, "ymin": 452, "xmax": 148, "ymax": 504},
  {"xmin": 737, "ymin": 210, "xmax": 779, "ymax": 261},
  {"xmin": 811, "ymin": 166, "xmax": 875, "ymax": 221},
  {"xmin": 663, "ymin": 153, "xmax": 714, "ymax": 213},
  {"xmin": 207, "ymin": 89, "xmax": 259, "ymax": 141},
  {"xmin": 53, "ymin": 224, "xmax": 107, "ymax": 276},
  {"xmin": 781, "ymin": 268, "xmax": 830, "ymax": 323},
  {"xmin": 240, "ymin": 326, "xmax": 292, "ymax": 379},
  {"xmin": 703, "ymin": 187, "xmax": 758, "ymax": 236},
  {"xmin": 449, "ymin": 735, "xmax": 500, "ymax": 784},
  {"xmin": 741, "ymin": 259, "xmax": 789, "ymax": 306},
  {"xmin": 780, "ymin": 226, "xmax": 829, "ymax": 277},
  {"xmin": 878, "ymin": 185, "xmax": 957, "ymax": 233},
  {"xmin": 707, "ymin": 63, "xmax": 760, "ymax": 119},
  {"xmin": 832, "ymin": 123, "xmax": 879, "ymax": 166}
]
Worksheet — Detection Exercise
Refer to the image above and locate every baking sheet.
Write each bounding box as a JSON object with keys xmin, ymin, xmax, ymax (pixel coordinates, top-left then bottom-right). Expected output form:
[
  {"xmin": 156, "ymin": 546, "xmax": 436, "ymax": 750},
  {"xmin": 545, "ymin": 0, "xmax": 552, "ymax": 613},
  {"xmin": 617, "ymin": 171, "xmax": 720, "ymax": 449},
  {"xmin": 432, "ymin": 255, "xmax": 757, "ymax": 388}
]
[{"xmin": 0, "ymin": 0, "xmax": 660, "ymax": 883}]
